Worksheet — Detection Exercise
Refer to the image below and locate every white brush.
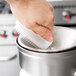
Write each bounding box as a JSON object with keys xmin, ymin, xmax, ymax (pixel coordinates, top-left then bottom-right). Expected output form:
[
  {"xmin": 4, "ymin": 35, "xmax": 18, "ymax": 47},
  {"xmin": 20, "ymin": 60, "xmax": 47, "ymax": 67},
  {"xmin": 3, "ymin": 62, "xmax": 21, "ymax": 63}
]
[{"xmin": 15, "ymin": 20, "xmax": 53, "ymax": 49}]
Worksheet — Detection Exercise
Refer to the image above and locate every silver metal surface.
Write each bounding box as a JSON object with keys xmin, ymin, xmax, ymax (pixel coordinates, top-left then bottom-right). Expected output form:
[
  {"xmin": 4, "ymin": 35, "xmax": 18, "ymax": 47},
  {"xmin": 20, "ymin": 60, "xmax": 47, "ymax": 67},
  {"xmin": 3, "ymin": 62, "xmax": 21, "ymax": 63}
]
[
  {"xmin": 17, "ymin": 26, "xmax": 76, "ymax": 76},
  {"xmin": 0, "ymin": 46, "xmax": 17, "ymax": 61},
  {"xmin": 49, "ymin": 1, "xmax": 76, "ymax": 25},
  {"xmin": 0, "ymin": 0, "xmax": 76, "ymax": 76},
  {"xmin": 0, "ymin": 53, "xmax": 20, "ymax": 76}
]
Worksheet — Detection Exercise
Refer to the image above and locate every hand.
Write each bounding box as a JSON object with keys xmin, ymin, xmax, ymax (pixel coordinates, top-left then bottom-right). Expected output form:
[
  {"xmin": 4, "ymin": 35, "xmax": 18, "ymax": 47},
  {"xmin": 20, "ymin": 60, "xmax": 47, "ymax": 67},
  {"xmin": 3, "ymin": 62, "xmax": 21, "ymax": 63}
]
[{"xmin": 6, "ymin": 0, "xmax": 54, "ymax": 41}]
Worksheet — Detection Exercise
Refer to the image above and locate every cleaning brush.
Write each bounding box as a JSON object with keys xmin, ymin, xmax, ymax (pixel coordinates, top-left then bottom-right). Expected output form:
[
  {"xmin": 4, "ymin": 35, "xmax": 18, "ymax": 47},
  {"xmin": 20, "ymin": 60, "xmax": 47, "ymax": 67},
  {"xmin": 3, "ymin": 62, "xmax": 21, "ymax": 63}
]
[{"xmin": 15, "ymin": 20, "xmax": 53, "ymax": 49}]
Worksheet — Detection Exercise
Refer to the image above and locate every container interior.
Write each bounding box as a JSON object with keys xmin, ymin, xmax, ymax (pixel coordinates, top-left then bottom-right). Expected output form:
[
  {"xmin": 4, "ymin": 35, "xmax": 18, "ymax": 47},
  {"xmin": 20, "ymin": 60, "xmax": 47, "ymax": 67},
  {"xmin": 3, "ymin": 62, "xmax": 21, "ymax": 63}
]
[{"xmin": 18, "ymin": 26, "xmax": 76, "ymax": 52}]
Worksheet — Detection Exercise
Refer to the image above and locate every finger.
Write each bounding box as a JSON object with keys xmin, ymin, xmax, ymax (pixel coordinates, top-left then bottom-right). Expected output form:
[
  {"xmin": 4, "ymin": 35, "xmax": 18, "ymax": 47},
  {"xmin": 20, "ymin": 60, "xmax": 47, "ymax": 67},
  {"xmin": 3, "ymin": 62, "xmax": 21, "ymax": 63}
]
[
  {"xmin": 45, "ymin": 11, "xmax": 54, "ymax": 30},
  {"xmin": 35, "ymin": 22, "xmax": 52, "ymax": 32},
  {"xmin": 35, "ymin": 11, "xmax": 54, "ymax": 31},
  {"xmin": 23, "ymin": 21, "xmax": 53, "ymax": 41},
  {"xmin": 48, "ymin": 12, "xmax": 54, "ymax": 30},
  {"xmin": 35, "ymin": 19, "xmax": 52, "ymax": 31},
  {"xmin": 36, "ymin": 13, "xmax": 54, "ymax": 31},
  {"xmin": 34, "ymin": 24, "xmax": 53, "ymax": 41},
  {"xmin": 27, "ymin": 22, "xmax": 54, "ymax": 42}
]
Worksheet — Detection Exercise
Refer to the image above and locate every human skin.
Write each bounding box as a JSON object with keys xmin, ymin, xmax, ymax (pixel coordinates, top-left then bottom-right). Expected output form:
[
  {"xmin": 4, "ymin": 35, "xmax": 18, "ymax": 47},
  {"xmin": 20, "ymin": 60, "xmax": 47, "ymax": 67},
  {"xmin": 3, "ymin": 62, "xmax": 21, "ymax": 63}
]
[{"xmin": 6, "ymin": 0, "xmax": 54, "ymax": 41}]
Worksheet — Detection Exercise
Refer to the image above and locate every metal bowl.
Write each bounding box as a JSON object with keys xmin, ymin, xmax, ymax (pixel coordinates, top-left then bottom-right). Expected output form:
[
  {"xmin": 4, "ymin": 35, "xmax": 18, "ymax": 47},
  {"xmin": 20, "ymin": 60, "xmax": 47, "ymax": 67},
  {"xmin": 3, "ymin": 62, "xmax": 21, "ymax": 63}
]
[{"xmin": 16, "ymin": 26, "xmax": 76, "ymax": 76}]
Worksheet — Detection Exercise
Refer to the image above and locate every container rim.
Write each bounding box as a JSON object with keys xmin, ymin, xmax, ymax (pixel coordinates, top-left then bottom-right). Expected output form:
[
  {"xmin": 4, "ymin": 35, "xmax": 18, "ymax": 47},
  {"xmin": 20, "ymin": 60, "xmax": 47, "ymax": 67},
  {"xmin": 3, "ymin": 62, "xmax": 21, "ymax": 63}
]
[{"xmin": 16, "ymin": 36, "xmax": 76, "ymax": 54}]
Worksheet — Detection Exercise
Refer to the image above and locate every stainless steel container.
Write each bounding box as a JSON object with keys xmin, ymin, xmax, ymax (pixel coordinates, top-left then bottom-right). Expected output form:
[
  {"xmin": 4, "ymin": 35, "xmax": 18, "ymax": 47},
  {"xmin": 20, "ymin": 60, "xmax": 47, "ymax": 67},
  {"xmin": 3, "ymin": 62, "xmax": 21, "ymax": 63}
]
[{"xmin": 16, "ymin": 26, "xmax": 76, "ymax": 76}]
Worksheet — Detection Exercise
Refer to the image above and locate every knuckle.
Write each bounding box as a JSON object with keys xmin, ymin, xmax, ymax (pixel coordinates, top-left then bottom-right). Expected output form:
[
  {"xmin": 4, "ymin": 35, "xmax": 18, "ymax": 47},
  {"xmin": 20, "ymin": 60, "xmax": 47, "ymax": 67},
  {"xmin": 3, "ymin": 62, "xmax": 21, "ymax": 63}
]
[
  {"xmin": 51, "ymin": 5, "xmax": 54, "ymax": 11},
  {"xmin": 51, "ymin": 13, "xmax": 54, "ymax": 21},
  {"xmin": 50, "ymin": 6, "xmax": 54, "ymax": 11},
  {"xmin": 48, "ymin": 13, "xmax": 54, "ymax": 22},
  {"xmin": 51, "ymin": 13, "xmax": 54, "ymax": 19}
]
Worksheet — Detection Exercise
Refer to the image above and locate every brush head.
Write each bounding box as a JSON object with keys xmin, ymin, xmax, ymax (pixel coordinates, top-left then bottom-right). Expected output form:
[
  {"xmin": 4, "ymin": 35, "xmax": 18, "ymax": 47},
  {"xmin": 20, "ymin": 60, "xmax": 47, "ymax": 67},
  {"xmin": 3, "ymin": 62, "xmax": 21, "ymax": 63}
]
[{"xmin": 15, "ymin": 20, "xmax": 53, "ymax": 49}]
